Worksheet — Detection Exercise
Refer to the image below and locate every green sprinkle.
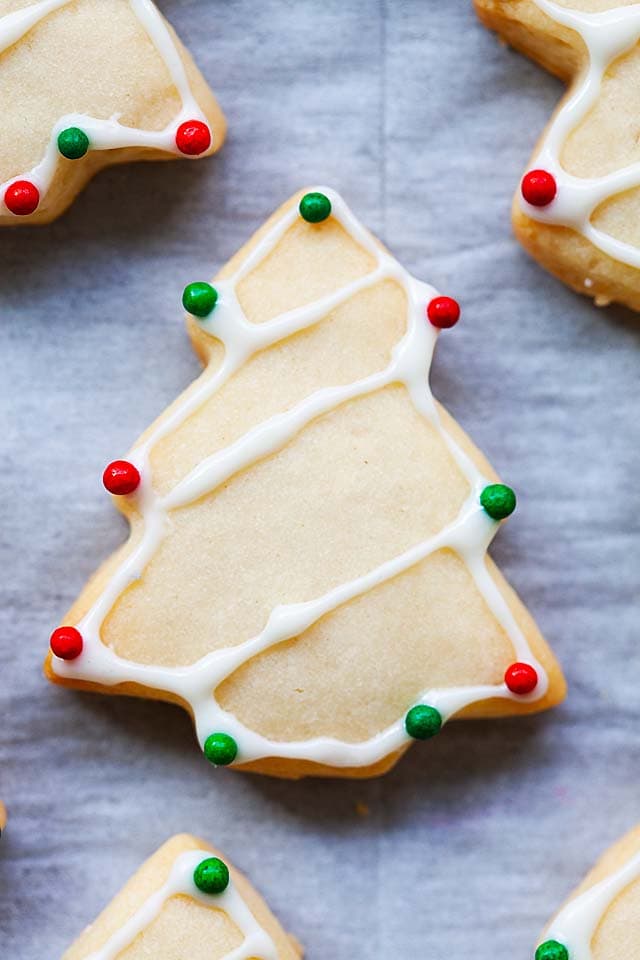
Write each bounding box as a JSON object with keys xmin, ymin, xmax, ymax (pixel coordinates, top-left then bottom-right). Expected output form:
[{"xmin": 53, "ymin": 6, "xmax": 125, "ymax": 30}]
[
  {"xmin": 57, "ymin": 127, "xmax": 90, "ymax": 160},
  {"xmin": 480, "ymin": 483, "xmax": 516, "ymax": 520},
  {"xmin": 405, "ymin": 704, "xmax": 442, "ymax": 740},
  {"xmin": 182, "ymin": 282, "xmax": 218, "ymax": 318},
  {"xmin": 535, "ymin": 941, "xmax": 569, "ymax": 960},
  {"xmin": 193, "ymin": 857, "xmax": 230, "ymax": 894},
  {"xmin": 299, "ymin": 191, "xmax": 332, "ymax": 223},
  {"xmin": 204, "ymin": 732, "xmax": 238, "ymax": 766}
]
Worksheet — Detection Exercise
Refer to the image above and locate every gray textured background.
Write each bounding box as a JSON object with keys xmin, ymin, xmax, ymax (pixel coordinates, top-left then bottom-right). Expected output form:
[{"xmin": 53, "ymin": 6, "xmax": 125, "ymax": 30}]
[{"xmin": 1, "ymin": 1, "xmax": 639, "ymax": 957}]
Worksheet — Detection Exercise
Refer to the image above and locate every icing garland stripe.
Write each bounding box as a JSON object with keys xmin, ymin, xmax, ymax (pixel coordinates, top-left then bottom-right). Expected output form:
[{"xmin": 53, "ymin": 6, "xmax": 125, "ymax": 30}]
[
  {"xmin": 0, "ymin": 0, "xmax": 212, "ymax": 216},
  {"xmin": 51, "ymin": 187, "xmax": 548, "ymax": 768},
  {"xmin": 83, "ymin": 850, "xmax": 278, "ymax": 960},
  {"xmin": 521, "ymin": 1, "xmax": 640, "ymax": 268},
  {"xmin": 537, "ymin": 846, "xmax": 640, "ymax": 960}
]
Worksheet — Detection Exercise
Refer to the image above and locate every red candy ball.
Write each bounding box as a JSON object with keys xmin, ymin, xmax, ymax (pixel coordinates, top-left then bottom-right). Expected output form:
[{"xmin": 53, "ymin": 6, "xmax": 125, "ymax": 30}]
[
  {"xmin": 103, "ymin": 460, "xmax": 141, "ymax": 496},
  {"xmin": 505, "ymin": 662, "xmax": 539, "ymax": 695},
  {"xmin": 50, "ymin": 626, "xmax": 83, "ymax": 661},
  {"xmin": 176, "ymin": 120, "xmax": 212, "ymax": 156},
  {"xmin": 521, "ymin": 169, "xmax": 557, "ymax": 207},
  {"xmin": 4, "ymin": 180, "xmax": 40, "ymax": 216},
  {"xmin": 427, "ymin": 295, "xmax": 460, "ymax": 329}
]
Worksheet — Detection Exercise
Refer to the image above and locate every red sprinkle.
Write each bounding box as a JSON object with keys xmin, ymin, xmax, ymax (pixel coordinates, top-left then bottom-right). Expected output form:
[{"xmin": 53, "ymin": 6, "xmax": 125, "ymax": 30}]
[
  {"xmin": 4, "ymin": 180, "xmax": 40, "ymax": 216},
  {"xmin": 50, "ymin": 626, "xmax": 83, "ymax": 661},
  {"xmin": 505, "ymin": 662, "xmax": 539, "ymax": 695},
  {"xmin": 521, "ymin": 169, "xmax": 557, "ymax": 207},
  {"xmin": 176, "ymin": 120, "xmax": 212, "ymax": 156},
  {"xmin": 103, "ymin": 460, "xmax": 141, "ymax": 496},
  {"xmin": 427, "ymin": 295, "xmax": 460, "ymax": 329}
]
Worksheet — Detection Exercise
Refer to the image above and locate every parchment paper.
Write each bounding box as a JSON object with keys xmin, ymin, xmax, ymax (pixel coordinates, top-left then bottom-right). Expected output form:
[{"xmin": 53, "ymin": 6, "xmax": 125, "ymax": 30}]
[{"xmin": 1, "ymin": 1, "xmax": 639, "ymax": 956}]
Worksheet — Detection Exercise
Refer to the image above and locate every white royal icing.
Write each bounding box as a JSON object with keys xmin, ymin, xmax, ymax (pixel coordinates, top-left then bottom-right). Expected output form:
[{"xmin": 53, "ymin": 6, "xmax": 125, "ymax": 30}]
[
  {"xmin": 539, "ymin": 844, "xmax": 640, "ymax": 959},
  {"xmin": 0, "ymin": 0, "xmax": 210, "ymax": 215},
  {"xmin": 83, "ymin": 850, "xmax": 278, "ymax": 960},
  {"xmin": 522, "ymin": 1, "xmax": 640, "ymax": 268},
  {"xmin": 51, "ymin": 187, "xmax": 548, "ymax": 768}
]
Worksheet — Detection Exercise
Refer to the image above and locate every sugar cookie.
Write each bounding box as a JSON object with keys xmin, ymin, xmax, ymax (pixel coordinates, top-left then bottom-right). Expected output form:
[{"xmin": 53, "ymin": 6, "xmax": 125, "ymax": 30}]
[
  {"xmin": 62, "ymin": 834, "xmax": 300, "ymax": 960},
  {"xmin": 0, "ymin": 0, "xmax": 225, "ymax": 225},
  {"xmin": 534, "ymin": 825, "xmax": 640, "ymax": 960},
  {"xmin": 45, "ymin": 187, "xmax": 566, "ymax": 779},
  {"xmin": 475, "ymin": 0, "xmax": 640, "ymax": 311}
]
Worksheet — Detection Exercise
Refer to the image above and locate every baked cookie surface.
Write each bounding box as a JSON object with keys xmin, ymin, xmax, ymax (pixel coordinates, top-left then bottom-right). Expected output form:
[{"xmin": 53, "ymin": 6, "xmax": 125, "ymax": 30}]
[
  {"xmin": 45, "ymin": 187, "xmax": 566, "ymax": 779},
  {"xmin": 62, "ymin": 834, "xmax": 300, "ymax": 960},
  {"xmin": 535, "ymin": 825, "xmax": 640, "ymax": 960},
  {"xmin": 0, "ymin": 0, "xmax": 225, "ymax": 224},
  {"xmin": 474, "ymin": 0, "xmax": 640, "ymax": 312}
]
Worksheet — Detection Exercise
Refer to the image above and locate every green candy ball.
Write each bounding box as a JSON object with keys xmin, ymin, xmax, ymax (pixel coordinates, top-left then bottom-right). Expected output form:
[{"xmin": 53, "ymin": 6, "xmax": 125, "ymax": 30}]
[
  {"xmin": 204, "ymin": 732, "xmax": 238, "ymax": 766},
  {"xmin": 57, "ymin": 127, "xmax": 90, "ymax": 160},
  {"xmin": 182, "ymin": 282, "xmax": 218, "ymax": 318},
  {"xmin": 480, "ymin": 483, "xmax": 517, "ymax": 520},
  {"xmin": 405, "ymin": 704, "xmax": 442, "ymax": 740},
  {"xmin": 299, "ymin": 191, "xmax": 332, "ymax": 223},
  {"xmin": 193, "ymin": 857, "xmax": 230, "ymax": 895},
  {"xmin": 535, "ymin": 941, "xmax": 569, "ymax": 960}
]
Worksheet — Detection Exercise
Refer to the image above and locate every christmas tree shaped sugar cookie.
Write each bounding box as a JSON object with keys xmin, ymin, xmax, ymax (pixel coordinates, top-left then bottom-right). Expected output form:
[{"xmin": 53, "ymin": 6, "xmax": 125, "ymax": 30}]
[
  {"xmin": 475, "ymin": 0, "xmax": 640, "ymax": 312},
  {"xmin": 45, "ymin": 187, "xmax": 566, "ymax": 780},
  {"xmin": 534, "ymin": 825, "xmax": 640, "ymax": 960},
  {"xmin": 63, "ymin": 834, "xmax": 300, "ymax": 960},
  {"xmin": 0, "ymin": 0, "xmax": 225, "ymax": 225}
]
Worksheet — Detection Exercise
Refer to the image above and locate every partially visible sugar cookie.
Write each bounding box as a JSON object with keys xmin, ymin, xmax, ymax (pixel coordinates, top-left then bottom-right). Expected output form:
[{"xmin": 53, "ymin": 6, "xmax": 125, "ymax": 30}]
[
  {"xmin": 534, "ymin": 825, "xmax": 640, "ymax": 960},
  {"xmin": 62, "ymin": 834, "xmax": 300, "ymax": 960},
  {"xmin": 474, "ymin": 0, "xmax": 640, "ymax": 312},
  {"xmin": 0, "ymin": 802, "xmax": 6, "ymax": 835},
  {"xmin": 0, "ymin": 0, "xmax": 225, "ymax": 225},
  {"xmin": 45, "ymin": 187, "xmax": 566, "ymax": 780}
]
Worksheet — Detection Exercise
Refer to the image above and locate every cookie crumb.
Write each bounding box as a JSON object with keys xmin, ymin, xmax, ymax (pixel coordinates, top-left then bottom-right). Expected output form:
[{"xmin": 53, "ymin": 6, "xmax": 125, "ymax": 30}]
[
  {"xmin": 594, "ymin": 294, "xmax": 612, "ymax": 307},
  {"xmin": 355, "ymin": 801, "xmax": 370, "ymax": 817}
]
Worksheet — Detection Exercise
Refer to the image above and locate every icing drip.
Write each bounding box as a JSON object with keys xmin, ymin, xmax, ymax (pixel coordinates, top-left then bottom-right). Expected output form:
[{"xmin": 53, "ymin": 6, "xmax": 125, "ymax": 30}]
[
  {"xmin": 540, "ymin": 847, "xmax": 640, "ymax": 960},
  {"xmin": 0, "ymin": 0, "xmax": 210, "ymax": 214},
  {"xmin": 83, "ymin": 850, "xmax": 278, "ymax": 960},
  {"xmin": 51, "ymin": 187, "xmax": 548, "ymax": 768},
  {"xmin": 524, "ymin": 1, "xmax": 640, "ymax": 268}
]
